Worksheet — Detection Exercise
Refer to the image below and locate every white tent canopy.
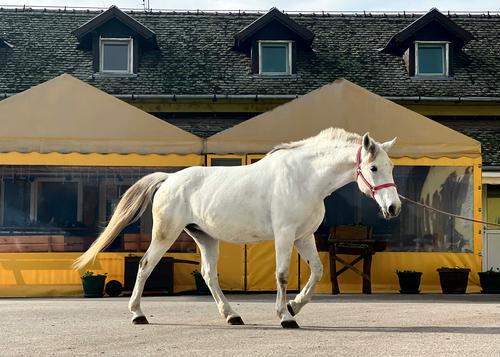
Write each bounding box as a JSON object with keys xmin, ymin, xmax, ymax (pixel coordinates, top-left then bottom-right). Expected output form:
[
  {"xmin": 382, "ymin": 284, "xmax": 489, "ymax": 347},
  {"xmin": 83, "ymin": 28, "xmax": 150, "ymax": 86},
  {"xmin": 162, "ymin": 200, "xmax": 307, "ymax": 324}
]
[
  {"xmin": 206, "ymin": 79, "xmax": 481, "ymax": 158},
  {"xmin": 0, "ymin": 74, "xmax": 203, "ymax": 154}
]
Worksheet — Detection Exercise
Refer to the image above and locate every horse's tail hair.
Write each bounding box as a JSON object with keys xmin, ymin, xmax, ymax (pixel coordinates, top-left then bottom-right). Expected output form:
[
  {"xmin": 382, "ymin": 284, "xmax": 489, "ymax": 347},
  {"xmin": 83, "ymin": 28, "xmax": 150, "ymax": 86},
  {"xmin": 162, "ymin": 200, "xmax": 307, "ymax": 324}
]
[{"xmin": 72, "ymin": 172, "xmax": 169, "ymax": 271}]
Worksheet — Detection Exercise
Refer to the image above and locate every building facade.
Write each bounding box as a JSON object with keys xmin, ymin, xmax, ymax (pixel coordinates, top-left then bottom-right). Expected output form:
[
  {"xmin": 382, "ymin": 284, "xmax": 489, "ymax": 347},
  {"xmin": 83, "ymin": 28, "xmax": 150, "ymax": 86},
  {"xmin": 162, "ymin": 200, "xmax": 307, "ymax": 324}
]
[{"xmin": 0, "ymin": 6, "xmax": 499, "ymax": 295}]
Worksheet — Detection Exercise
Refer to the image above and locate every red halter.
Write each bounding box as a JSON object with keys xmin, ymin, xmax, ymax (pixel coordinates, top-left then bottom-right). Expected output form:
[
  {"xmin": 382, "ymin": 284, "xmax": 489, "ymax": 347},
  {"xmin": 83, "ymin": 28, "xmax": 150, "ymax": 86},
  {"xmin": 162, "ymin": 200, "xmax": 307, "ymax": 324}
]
[{"xmin": 355, "ymin": 146, "xmax": 397, "ymax": 199}]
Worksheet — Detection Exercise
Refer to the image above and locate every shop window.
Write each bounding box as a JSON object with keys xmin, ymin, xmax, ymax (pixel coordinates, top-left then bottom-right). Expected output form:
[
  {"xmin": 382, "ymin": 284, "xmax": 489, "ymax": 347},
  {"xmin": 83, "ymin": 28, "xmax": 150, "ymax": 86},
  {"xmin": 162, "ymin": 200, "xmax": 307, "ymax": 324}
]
[
  {"xmin": 100, "ymin": 38, "xmax": 133, "ymax": 74},
  {"xmin": 318, "ymin": 166, "xmax": 474, "ymax": 252},
  {"xmin": 259, "ymin": 41, "xmax": 292, "ymax": 75},
  {"xmin": 416, "ymin": 42, "xmax": 448, "ymax": 76}
]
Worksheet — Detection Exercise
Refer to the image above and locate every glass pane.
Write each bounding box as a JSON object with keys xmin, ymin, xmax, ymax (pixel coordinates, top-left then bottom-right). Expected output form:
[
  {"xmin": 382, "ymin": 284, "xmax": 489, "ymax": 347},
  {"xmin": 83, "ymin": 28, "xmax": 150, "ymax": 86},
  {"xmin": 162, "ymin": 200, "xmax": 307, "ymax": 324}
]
[
  {"xmin": 102, "ymin": 43, "xmax": 129, "ymax": 72},
  {"xmin": 3, "ymin": 180, "xmax": 31, "ymax": 226},
  {"xmin": 418, "ymin": 45, "xmax": 444, "ymax": 74},
  {"xmin": 37, "ymin": 181, "xmax": 78, "ymax": 227},
  {"xmin": 0, "ymin": 166, "xmax": 194, "ymax": 252},
  {"xmin": 261, "ymin": 44, "xmax": 288, "ymax": 74},
  {"xmin": 318, "ymin": 166, "xmax": 474, "ymax": 252}
]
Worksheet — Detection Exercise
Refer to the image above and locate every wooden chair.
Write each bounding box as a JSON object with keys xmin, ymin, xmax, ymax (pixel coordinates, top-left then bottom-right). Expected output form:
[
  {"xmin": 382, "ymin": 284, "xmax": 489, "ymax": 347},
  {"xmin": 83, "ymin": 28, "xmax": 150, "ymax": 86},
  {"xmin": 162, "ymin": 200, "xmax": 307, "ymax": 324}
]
[{"xmin": 328, "ymin": 225, "xmax": 383, "ymax": 294}]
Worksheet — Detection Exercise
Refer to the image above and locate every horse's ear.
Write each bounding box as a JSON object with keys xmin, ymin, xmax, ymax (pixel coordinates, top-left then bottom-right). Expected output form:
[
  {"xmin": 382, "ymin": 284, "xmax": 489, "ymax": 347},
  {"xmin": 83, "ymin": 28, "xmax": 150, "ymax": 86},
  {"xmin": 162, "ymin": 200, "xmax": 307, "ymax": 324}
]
[
  {"xmin": 362, "ymin": 132, "xmax": 377, "ymax": 157},
  {"xmin": 380, "ymin": 137, "xmax": 397, "ymax": 152}
]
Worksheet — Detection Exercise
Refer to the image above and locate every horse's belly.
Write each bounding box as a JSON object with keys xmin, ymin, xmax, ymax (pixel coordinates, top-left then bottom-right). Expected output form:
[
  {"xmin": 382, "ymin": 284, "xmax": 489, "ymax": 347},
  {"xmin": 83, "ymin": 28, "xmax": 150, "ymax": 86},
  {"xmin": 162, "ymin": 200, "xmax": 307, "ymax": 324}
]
[{"xmin": 199, "ymin": 219, "xmax": 274, "ymax": 243}]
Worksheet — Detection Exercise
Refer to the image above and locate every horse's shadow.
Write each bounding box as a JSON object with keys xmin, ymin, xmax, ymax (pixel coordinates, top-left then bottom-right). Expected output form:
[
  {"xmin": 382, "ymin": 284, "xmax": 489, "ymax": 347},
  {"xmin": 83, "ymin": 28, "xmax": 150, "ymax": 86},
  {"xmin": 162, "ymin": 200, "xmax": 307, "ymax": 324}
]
[{"xmin": 149, "ymin": 323, "xmax": 500, "ymax": 335}]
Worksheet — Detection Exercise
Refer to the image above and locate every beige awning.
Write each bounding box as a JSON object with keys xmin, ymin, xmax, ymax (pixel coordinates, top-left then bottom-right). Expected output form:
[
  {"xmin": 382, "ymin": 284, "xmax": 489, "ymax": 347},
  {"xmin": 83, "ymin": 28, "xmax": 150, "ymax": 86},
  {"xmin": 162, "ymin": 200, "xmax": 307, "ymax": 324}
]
[
  {"xmin": 206, "ymin": 79, "xmax": 481, "ymax": 158},
  {"xmin": 0, "ymin": 74, "xmax": 203, "ymax": 154}
]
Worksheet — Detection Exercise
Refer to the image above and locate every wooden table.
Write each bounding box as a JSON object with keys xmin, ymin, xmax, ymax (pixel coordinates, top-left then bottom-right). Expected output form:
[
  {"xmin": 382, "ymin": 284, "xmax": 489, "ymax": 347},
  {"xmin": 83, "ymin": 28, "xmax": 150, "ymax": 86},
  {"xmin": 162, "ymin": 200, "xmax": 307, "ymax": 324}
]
[{"xmin": 329, "ymin": 239, "xmax": 386, "ymax": 294}]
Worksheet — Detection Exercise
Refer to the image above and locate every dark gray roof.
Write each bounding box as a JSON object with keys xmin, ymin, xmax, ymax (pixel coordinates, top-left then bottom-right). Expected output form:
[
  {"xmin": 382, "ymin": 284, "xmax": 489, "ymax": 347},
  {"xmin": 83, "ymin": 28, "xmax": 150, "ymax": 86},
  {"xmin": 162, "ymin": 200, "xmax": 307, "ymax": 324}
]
[
  {"xmin": 1, "ymin": 8, "xmax": 500, "ymax": 97},
  {"xmin": 0, "ymin": 8, "xmax": 499, "ymax": 166},
  {"xmin": 433, "ymin": 117, "xmax": 500, "ymax": 167}
]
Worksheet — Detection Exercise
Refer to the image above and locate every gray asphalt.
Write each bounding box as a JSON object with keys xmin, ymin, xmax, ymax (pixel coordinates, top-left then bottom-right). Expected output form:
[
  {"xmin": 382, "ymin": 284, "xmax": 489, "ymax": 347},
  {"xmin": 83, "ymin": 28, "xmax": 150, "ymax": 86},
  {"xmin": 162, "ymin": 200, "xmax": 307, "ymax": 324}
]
[{"xmin": 1, "ymin": 294, "xmax": 500, "ymax": 356}]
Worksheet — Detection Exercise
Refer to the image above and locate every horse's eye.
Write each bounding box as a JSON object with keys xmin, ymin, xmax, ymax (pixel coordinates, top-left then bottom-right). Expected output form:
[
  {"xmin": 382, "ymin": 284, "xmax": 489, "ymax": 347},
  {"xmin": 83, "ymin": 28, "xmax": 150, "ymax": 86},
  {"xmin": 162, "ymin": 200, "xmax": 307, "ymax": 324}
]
[{"xmin": 370, "ymin": 166, "xmax": 377, "ymax": 172}]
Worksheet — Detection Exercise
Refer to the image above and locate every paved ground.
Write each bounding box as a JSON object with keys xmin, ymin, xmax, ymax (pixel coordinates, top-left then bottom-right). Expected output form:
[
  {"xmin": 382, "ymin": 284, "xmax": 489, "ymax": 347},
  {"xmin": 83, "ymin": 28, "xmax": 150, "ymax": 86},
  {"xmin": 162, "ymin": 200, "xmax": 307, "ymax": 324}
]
[{"xmin": 1, "ymin": 294, "xmax": 500, "ymax": 356}]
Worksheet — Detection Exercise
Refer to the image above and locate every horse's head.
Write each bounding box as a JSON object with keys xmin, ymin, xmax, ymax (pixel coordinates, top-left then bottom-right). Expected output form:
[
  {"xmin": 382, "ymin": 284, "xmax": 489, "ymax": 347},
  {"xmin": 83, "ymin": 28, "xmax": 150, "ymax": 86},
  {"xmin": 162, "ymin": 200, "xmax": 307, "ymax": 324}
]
[{"xmin": 356, "ymin": 133, "xmax": 401, "ymax": 219}]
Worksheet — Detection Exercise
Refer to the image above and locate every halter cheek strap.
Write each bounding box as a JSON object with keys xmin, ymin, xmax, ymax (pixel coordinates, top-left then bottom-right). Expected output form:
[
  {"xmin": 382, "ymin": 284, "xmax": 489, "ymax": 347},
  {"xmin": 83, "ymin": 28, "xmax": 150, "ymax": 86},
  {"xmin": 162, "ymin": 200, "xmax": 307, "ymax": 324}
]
[{"xmin": 355, "ymin": 146, "xmax": 397, "ymax": 199}]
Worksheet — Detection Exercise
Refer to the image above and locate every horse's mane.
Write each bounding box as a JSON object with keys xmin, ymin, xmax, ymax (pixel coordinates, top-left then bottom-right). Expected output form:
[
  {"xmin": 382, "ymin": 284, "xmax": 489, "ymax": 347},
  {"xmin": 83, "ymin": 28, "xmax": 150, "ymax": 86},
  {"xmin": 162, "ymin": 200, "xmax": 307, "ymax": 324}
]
[{"xmin": 267, "ymin": 128, "xmax": 361, "ymax": 155}]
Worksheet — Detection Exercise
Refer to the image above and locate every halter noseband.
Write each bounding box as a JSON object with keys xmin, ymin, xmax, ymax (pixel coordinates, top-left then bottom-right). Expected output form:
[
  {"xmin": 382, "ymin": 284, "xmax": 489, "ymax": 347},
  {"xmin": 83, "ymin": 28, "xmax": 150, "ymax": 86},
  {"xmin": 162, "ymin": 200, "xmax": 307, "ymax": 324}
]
[{"xmin": 355, "ymin": 146, "xmax": 397, "ymax": 199}]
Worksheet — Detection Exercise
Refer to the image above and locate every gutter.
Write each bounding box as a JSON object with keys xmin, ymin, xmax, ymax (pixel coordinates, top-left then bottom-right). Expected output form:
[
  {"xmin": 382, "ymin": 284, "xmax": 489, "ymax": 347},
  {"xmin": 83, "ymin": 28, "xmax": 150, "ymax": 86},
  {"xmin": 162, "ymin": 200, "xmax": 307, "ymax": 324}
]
[
  {"xmin": 386, "ymin": 96, "xmax": 500, "ymax": 103},
  {"xmin": 483, "ymin": 166, "xmax": 500, "ymax": 172},
  {"xmin": 2, "ymin": 92, "xmax": 500, "ymax": 102}
]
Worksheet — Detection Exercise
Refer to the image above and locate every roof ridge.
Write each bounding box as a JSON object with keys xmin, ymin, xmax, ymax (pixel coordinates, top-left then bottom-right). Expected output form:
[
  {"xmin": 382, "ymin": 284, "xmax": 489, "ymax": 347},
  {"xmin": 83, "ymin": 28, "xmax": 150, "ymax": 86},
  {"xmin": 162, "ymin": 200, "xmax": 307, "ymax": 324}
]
[{"xmin": 1, "ymin": 5, "xmax": 500, "ymax": 17}]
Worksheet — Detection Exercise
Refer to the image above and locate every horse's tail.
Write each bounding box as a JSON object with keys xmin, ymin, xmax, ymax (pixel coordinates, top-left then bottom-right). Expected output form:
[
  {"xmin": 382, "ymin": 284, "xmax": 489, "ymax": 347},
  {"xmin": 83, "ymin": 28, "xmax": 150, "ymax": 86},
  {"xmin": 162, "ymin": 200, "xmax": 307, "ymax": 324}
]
[{"xmin": 72, "ymin": 172, "xmax": 169, "ymax": 271}]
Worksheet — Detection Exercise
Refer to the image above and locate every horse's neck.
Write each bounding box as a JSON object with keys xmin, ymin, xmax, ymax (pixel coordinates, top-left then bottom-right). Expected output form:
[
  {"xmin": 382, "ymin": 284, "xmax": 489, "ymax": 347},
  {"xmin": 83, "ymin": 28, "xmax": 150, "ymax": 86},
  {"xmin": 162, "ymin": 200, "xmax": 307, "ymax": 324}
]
[{"xmin": 295, "ymin": 144, "xmax": 359, "ymax": 199}]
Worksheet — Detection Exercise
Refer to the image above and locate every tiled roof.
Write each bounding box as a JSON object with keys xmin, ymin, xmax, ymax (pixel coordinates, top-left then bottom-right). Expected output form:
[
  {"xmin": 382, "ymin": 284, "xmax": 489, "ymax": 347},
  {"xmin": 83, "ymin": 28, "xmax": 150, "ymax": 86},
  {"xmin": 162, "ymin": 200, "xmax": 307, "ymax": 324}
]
[
  {"xmin": 1, "ymin": 8, "xmax": 500, "ymax": 97},
  {"xmin": 433, "ymin": 118, "xmax": 500, "ymax": 167},
  {"xmin": 0, "ymin": 8, "xmax": 499, "ymax": 166}
]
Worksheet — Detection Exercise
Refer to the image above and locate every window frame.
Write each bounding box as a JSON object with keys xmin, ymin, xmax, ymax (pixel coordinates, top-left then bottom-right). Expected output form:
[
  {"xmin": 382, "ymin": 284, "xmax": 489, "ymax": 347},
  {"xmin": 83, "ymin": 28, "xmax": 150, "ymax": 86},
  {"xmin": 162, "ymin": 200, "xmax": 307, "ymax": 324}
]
[
  {"xmin": 258, "ymin": 40, "xmax": 293, "ymax": 76},
  {"xmin": 99, "ymin": 37, "xmax": 134, "ymax": 74},
  {"xmin": 414, "ymin": 41, "xmax": 449, "ymax": 77},
  {"xmin": 33, "ymin": 177, "xmax": 83, "ymax": 224}
]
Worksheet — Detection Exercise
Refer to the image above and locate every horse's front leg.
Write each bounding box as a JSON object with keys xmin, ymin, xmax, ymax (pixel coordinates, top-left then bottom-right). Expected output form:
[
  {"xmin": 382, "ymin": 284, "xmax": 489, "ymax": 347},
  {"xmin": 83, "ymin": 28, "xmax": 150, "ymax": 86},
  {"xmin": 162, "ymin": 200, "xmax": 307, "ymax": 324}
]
[
  {"xmin": 287, "ymin": 234, "xmax": 323, "ymax": 317},
  {"xmin": 275, "ymin": 234, "xmax": 299, "ymax": 328}
]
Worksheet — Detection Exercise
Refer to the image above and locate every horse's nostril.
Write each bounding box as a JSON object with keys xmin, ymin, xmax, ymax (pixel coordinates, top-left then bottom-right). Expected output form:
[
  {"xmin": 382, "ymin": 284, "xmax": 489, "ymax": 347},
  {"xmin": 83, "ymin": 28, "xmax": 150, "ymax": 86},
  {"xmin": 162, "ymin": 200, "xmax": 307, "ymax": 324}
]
[{"xmin": 388, "ymin": 205, "xmax": 395, "ymax": 215}]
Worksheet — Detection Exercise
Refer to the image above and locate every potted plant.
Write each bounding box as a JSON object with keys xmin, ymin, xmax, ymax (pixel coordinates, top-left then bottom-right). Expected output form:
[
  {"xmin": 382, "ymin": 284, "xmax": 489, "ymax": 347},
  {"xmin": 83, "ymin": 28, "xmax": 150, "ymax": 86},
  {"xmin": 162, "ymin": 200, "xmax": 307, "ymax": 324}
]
[
  {"xmin": 396, "ymin": 270, "xmax": 423, "ymax": 294},
  {"xmin": 191, "ymin": 270, "xmax": 210, "ymax": 294},
  {"xmin": 81, "ymin": 271, "xmax": 108, "ymax": 298},
  {"xmin": 478, "ymin": 268, "xmax": 500, "ymax": 294},
  {"xmin": 437, "ymin": 267, "xmax": 470, "ymax": 294}
]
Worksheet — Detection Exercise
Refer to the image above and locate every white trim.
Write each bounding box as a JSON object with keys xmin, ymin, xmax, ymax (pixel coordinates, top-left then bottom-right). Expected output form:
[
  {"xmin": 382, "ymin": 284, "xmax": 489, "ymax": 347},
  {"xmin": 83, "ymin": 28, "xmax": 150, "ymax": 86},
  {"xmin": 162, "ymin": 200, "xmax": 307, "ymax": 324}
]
[
  {"xmin": 415, "ymin": 41, "xmax": 449, "ymax": 77},
  {"xmin": 258, "ymin": 40, "xmax": 292, "ymax": 75},
  {"xmin": 99, "ymin": 37, "xmax": 133, "ymax": 74}
]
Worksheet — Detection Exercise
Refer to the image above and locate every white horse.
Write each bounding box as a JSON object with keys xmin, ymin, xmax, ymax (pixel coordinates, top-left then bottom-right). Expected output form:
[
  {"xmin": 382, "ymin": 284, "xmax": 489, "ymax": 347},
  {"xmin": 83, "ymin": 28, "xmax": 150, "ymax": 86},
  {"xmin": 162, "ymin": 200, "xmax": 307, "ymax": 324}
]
[{"xmin": 74, "ymin": 128, "xmax": 401, "ymax": 328}]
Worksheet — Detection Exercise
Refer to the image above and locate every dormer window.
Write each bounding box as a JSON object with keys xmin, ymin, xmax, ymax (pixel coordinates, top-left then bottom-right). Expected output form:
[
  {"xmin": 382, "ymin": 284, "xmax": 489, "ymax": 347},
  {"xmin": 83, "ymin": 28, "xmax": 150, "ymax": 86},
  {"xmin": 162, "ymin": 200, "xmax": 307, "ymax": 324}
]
[
  {"xmin": 233, "ymin": 8, "xmax": 314, "ymax": 76},
  {"xmin": 259, "ymin": 41, "xmax": 292, "ymax": 75},
  {"xmin": 415, "ymin": 42, "xmax": 449, "ymax": 76},
  {"xmin": 382, "ymin": 8, "xmax": 474, "ymax": 79},
  {"xmin": 73, "ymin": 6, "xmax": 158, "ymax": 75},
  {"xmin": 100, "ymin": 38, "xmax": 133, "ymax": 74}
]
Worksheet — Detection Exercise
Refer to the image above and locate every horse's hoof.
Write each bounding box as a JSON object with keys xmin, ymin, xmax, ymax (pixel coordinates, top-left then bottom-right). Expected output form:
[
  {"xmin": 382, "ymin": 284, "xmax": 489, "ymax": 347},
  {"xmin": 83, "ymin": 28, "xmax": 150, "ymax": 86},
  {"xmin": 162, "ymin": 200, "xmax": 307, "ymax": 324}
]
[
  {"xmin": 281, "ymin": 320, "xmax": 300, "ymax": 329},
  {"xmin": 132, "ymin": 316, "xmax": 149, "ymax": 325},
  {"xmin": 227, "ymin": 316, "xmax": 245, "ymax": 325},
  {"xmin": 287, "ymin": 303, "xmax": 296, "ymax": 317}
]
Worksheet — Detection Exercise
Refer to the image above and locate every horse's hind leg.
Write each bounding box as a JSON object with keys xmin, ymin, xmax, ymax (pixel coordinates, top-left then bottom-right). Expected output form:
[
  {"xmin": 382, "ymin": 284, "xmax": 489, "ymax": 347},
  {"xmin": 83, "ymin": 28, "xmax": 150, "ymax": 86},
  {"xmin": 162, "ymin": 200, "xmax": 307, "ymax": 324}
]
[
  {"xmin": 129, "ymin": 220, "xmax": 184, "ymax": 324},
  {"xmin": 185, "ymin": 228, "xmax": 243, "ymax": 325},
  {"xmin": 287, "ymin": 234, "xmax": 323, "ymax": 317}
]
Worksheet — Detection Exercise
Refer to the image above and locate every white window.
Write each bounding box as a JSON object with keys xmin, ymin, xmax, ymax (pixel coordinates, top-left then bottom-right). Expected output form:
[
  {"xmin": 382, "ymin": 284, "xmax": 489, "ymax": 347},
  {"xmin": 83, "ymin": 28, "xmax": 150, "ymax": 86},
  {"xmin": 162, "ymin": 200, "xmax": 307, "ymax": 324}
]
[
  {"xmin": 259, "ymin": 41, "xmax": 292, "ymax": 75},
  {"xmin": 99, "ymin": 38, "xmax": 133, "ymax": 74},
  {"xmin": 415, "ymin": 41, "xmax": 449, "ymax": 76}
]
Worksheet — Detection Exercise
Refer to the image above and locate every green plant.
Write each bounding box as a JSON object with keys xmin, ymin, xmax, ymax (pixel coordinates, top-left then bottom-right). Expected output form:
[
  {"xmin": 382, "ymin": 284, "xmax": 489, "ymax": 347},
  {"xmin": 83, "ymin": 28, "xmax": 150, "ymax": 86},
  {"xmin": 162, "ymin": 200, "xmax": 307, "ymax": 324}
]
[{"xmin": 81, "ymin": 271, "xmax": 107, "ymax": 278}]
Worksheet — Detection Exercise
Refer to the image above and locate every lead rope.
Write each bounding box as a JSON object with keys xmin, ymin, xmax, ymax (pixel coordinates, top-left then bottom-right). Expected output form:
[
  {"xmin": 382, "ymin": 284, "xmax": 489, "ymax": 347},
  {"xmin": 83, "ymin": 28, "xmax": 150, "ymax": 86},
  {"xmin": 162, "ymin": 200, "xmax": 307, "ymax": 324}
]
[{"xmin": 398, "ymin": 194, "xmax": 500, "ymax": 228}]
